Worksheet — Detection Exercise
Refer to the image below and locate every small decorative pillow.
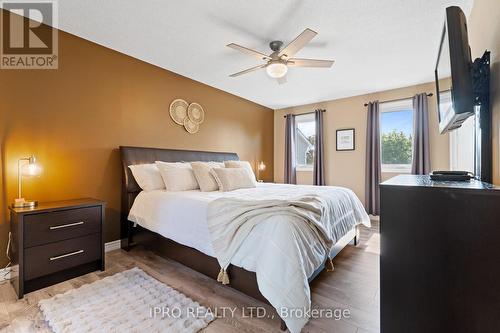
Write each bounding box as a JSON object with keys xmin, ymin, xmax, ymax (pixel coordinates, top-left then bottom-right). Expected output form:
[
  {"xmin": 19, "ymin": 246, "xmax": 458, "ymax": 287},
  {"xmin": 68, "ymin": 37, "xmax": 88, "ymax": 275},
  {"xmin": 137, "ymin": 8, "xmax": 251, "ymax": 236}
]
[
  {"xmin": 224, "ymin": 160, "xmax": 256, "ymax": 183},
  {"xmin": 191, "ymin": 162, "xmax": 224, "ymax": 192},
  {"xmin": 155, "ymin": 161, "xmax": 199, "ymax": 191},
  {"xmin": 211, "ymin": 168, "xmax": 256, "ymax": 192},
  {"xmin": 128, "ymin": 163, "xmax": 165, "ymax": 192}
]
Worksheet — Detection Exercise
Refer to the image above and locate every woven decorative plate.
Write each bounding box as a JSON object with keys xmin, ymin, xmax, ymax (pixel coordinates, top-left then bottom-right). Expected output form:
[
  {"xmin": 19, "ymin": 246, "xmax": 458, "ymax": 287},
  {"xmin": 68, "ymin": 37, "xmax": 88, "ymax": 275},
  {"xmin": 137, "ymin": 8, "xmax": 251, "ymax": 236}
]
[
  {"xmin": 183, "ymin": 117, "xmax": 200, "ymax": 134},
  {"xmin": 187, "ymin": 103, "xmax": 205, "ymax": 124},
  {"xmin": 169, "ymin": 99, "xmax": 189, "ymax": 125}
]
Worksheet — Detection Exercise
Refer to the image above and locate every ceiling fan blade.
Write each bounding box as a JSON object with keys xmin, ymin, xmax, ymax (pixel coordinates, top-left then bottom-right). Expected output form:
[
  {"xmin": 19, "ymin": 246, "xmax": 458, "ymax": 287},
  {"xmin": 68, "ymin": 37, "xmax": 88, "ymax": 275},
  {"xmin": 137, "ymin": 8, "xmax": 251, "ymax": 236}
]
[
  {"xmin": 227, "ymin": 43, "xmax": 271, "ymax": 61},
  {"xmin": 278, "ymin": 28, "xmax": 317, "ymax": 58},
  {"xmin": 287, "ymin": 58, "xmax": 335, "ymax": 68},
  {"xmin": 277, "ymin": 76, "xmax": 287, "ymax": 85},
  {"xmin": 229, "ymin": 64, "xmax": 267, "ymax": 77}
]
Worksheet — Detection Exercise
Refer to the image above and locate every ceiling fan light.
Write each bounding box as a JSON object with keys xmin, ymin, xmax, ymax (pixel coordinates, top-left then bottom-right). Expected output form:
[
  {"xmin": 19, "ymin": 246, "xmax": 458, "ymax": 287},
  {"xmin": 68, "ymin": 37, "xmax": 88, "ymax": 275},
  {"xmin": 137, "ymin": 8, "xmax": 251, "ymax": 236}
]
[{"xmin": 266, "ymin": 62, "xmax": 288, "ymax": 78}]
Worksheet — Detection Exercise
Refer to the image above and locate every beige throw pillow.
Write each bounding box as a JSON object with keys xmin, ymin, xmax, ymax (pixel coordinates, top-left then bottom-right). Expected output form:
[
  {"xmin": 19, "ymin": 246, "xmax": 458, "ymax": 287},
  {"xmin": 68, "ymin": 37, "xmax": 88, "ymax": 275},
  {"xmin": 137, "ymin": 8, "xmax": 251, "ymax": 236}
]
[
  {"xmin": 211, "ymin": 168, "xmax": 256, "ymax": 192},
  {"xmin": 191, "ymin": 161, "xmax": 224, "ymax": 192},
  {"xmin": 155, "ymin": 161, "xmax": 199, "ymax": 191},
  {"xmin": 224, "ymin": 160, "xmax": 256, "ymax": 183}
]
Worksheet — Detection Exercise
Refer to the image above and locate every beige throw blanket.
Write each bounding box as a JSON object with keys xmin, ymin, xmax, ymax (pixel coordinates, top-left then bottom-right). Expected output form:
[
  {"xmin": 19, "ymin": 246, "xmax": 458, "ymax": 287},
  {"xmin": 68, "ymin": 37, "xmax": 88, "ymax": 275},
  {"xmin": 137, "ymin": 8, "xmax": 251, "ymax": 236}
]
[
  {"xmin": 206, "ymin": 185, "xmax": 370, "ymax": 333},
  {"xmin": 208, "ymin": 195, "xmax": 334, "ymax": 272}
]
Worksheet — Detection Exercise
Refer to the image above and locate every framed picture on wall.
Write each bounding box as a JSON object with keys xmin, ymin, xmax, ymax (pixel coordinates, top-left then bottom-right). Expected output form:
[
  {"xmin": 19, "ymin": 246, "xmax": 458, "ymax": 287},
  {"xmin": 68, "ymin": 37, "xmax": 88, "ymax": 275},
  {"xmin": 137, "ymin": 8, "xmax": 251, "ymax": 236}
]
[{"xmin": 336, "ymin": 128, "xmax": 355, "ymax": 151}]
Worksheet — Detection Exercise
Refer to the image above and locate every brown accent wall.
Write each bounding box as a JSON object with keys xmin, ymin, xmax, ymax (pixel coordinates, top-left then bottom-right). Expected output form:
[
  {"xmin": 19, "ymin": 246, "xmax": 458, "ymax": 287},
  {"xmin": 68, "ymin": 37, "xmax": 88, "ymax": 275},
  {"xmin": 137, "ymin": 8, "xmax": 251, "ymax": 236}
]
[{"xmin": 0, "ymin": 29, "xmax": 274, "ymax": 265}]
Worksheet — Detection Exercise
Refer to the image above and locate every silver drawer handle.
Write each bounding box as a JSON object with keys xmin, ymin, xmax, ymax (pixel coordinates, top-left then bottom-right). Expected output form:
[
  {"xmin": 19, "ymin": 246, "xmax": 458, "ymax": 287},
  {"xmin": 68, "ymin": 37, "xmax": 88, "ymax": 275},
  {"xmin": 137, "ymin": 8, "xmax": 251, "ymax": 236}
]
[
  {"xmin": 50, "ymin": 250, "xmax": 84, "ymax": 261},
  {"xmin": 49, "ymin": 221, "xmax": 84, "ymax": 230}
]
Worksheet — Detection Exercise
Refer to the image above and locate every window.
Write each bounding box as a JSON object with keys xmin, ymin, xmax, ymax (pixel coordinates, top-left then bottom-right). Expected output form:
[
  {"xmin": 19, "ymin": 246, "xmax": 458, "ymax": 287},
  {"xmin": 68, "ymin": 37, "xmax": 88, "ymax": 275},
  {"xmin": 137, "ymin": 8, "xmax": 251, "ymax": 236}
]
[
  {"xmin": 295, "ymin": 114, "xmax": 316, "ymax": 170},
  {"xmin": 379, "ymin": 99, "xmax": 414, "ymax": 173}
]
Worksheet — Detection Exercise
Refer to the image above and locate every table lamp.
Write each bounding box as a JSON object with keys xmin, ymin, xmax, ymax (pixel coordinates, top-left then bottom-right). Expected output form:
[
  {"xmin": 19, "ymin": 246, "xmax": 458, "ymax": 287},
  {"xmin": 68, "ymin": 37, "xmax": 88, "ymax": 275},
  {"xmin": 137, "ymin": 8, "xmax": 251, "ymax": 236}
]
[
  {"xmin": 257, "ymin": 161, "xmax": 266, "ymax": 182},
  {"xmin": 12, "ymin": 154, "xmax": 42, "ymax": 208}
]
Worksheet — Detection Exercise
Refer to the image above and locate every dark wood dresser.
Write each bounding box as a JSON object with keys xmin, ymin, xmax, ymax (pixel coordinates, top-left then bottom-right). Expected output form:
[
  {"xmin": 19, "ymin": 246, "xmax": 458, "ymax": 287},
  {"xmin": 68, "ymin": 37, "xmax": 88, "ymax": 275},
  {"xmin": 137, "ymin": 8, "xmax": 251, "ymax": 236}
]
[
  {"xmin": 9, "ymin": 198, "xmax": 105, "ymax": 298},
  {"xmin": 380, "ymin": 175, "xmax": 500, "ymax": 333}
]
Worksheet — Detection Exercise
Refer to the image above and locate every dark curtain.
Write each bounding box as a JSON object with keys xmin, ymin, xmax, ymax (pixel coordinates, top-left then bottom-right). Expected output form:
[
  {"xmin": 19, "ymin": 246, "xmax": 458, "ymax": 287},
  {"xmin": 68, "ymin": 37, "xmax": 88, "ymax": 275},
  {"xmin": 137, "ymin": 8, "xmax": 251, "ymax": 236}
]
[
  {"xmin": 411, "ymin": 93, "xmax": 431, "ymax": 175},
  {"xmin": 365, "ymin": 101, "xmax": 381, "ymax": 215},
  {"xmin": 313, "ymin": 109, "xmax": 325, "ymax": 185},
  {"xmin": 284, "ymin": 114, "xmax": 297, "ymax": 184}
]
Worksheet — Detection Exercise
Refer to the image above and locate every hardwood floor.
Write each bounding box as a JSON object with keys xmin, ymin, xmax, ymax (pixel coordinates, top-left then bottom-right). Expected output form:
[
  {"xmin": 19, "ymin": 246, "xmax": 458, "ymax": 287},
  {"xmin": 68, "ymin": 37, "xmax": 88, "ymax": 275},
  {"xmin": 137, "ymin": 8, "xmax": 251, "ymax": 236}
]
[{"xmin": 0, "ymin": 220, "xmax": 379, "ymax": 332}]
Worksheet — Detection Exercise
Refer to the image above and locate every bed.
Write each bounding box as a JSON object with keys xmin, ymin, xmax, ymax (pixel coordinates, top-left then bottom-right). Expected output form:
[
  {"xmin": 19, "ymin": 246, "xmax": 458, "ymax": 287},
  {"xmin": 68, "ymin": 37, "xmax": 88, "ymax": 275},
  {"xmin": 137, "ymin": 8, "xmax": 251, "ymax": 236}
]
[{"xmin": 119, "ymin": 146, "xmax": 370, "ymax": 332}]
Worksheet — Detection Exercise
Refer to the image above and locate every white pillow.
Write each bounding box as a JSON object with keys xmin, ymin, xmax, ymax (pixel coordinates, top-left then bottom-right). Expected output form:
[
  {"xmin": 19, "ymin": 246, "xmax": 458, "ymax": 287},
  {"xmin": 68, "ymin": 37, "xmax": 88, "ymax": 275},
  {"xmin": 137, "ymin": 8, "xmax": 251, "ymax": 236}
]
[
  {"xmin": 128, "ymin": 163, "xmax": 165, "ymax": 192},
  {"xmin": 155, "ymin": 161, "xmax": 199, "ymax": 191},
  {"xmin": 191, "ymin": 162, "xmax": 224, "ymax": 192},
  {"xmin": 224, "ymin": 160, "xmax": 256, "ymax": 183},
  {"xmin": 211, "ymin": 168, "xmax": 256, "ymax": 192}
]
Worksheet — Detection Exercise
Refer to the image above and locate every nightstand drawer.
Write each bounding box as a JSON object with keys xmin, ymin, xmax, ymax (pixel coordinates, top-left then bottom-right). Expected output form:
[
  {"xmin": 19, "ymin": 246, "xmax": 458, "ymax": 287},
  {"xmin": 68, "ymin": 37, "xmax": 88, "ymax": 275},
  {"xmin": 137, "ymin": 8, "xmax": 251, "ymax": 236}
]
[
  {"xmin": 24, "ymin": 206, "xmax": 101, "ymax": 247},
  {"xmin": 24, "ymin": 233, "xmax": 101, "ymax": 280}
]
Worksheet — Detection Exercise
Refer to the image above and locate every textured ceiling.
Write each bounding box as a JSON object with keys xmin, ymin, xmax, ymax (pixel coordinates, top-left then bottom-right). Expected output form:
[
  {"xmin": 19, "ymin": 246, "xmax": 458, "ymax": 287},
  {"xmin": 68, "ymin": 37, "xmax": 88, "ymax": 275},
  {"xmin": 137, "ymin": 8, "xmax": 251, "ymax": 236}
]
[{"xmin": 7, "ymin": 0, "xmax": 474, "ymax": 109}]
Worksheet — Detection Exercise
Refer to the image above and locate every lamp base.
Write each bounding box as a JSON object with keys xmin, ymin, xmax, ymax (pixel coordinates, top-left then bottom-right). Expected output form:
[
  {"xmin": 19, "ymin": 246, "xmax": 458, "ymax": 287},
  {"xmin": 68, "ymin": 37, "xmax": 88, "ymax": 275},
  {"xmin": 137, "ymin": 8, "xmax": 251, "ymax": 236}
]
[{"xmin": 12, "ymin": 198, "xmax": 38, "ymax": 208}]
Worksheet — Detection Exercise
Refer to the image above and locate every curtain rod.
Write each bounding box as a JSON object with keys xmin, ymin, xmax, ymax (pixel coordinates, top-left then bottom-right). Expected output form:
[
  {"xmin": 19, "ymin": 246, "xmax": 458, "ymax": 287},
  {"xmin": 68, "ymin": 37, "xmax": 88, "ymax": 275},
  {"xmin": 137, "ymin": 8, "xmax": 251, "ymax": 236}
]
[
  {"xmin": 283, "ymin": 109, "xmax": 326, "ymax": 118},
  {"xmin": 363, "ymin": 93, "xmax": 433, "ymax": 107}
]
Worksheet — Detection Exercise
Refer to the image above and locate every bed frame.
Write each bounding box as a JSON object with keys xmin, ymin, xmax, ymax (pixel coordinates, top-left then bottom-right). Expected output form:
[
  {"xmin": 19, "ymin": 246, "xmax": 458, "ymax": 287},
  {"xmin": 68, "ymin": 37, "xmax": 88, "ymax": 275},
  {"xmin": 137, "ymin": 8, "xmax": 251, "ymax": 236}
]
[{"xmin": 119, "ymin": 146, "xmax": 358, "ymax": 331}]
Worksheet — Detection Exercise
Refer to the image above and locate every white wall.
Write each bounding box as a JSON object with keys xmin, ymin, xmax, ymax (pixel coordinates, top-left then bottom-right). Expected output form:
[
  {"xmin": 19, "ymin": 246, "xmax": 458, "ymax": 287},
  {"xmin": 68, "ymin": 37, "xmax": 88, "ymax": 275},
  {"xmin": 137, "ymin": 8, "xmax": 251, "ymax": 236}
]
[
  {"xmin": 450, "ymin": 116, "xmax": 475, "ymax": 173},
  {"xmin": 467, "ymin": 0, "xmax": 500, "ymax": 185}
]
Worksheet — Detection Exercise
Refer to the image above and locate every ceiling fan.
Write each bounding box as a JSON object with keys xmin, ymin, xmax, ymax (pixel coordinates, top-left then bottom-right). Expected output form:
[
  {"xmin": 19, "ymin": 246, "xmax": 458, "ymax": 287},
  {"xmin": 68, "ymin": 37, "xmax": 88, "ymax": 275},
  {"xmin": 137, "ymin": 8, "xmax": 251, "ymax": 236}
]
[{"xmin": 227, "ymin": 28, "xmax": 334, "ymax": 84}]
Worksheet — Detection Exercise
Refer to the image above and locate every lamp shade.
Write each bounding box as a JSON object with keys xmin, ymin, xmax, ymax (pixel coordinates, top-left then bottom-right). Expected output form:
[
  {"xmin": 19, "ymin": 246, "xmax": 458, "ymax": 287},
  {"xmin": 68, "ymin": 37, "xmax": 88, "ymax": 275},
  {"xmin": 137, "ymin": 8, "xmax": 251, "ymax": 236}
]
[
  {"xmin": 258, "ymin": 161, "xmax": 266, "ymax": 171},
  {"xmin": 21, "ymin": 155, "xmax": 42, "ymax": 177}
]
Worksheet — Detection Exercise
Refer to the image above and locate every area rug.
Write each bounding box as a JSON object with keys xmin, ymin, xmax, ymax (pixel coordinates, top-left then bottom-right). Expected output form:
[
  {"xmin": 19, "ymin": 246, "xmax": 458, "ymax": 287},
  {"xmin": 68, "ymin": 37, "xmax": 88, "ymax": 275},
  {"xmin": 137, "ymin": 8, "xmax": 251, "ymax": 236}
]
[{"xmin": 38, "ymin": 267, "xmax": 214, "ymax": 333}]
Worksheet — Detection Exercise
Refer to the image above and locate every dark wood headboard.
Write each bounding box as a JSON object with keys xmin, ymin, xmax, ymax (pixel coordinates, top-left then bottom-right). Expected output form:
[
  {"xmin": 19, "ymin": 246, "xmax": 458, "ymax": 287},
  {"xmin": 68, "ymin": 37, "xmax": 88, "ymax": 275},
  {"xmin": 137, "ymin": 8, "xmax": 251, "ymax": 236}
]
[{"xmin": 119, "ymin": 146, "xmax": 239, "ymax": 245}]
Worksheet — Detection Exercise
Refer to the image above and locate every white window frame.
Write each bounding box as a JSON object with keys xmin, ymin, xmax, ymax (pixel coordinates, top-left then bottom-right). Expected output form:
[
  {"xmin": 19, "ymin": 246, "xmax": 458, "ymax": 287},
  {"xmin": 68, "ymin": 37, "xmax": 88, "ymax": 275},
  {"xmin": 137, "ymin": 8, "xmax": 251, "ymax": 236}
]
[
  {"xmin": 449, "ymin": 115, "xmax": 475, "ymax": 173},
  {"xmin": 295, "ymin": 113, "xmax": 316, "ymax": 171},
  {"xmin": 379, "ymin": 99, "xmax": 414, "ymax": 174},
  {"xmin": 296, "ymin": 165, "xmax": 314, "ymax": 172}
]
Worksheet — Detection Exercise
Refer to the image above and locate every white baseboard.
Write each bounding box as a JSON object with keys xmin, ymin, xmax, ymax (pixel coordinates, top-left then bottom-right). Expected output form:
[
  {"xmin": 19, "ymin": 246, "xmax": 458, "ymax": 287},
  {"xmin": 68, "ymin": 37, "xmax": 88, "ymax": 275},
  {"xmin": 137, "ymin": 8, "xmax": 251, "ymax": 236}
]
[
  {"xmin": 105, "ymin": 240, "xmax": 121, "ymax": 253},
  {"xmin": 0, "ymin": 265, "xmax": 17, "ymax": 281},
  {"xmin": 0, "ymin": 266, "xmax": 10, "ymax": 280}
]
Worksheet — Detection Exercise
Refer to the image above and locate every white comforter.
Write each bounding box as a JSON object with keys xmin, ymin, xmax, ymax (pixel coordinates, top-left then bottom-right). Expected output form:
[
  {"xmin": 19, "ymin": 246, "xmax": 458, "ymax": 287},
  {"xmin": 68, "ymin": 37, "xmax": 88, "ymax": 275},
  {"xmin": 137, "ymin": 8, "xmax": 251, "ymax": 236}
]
[{"xmin": 128, "ymin": 183, "xmax": 370, "ymax": 332}]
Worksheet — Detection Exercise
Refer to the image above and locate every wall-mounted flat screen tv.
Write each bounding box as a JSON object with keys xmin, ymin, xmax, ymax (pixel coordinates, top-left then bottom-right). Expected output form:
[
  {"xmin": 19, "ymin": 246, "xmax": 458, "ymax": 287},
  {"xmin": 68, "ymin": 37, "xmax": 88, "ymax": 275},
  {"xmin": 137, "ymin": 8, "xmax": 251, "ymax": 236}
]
[{"xmin": 435, "ymin": 6, "xmax": 474, "ymax": 134}]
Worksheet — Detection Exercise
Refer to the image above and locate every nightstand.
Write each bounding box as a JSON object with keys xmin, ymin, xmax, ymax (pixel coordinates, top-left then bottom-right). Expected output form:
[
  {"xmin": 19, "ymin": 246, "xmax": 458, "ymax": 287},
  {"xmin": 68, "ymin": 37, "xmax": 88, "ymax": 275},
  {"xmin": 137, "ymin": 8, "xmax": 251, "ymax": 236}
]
[{"xmin": 9, "ymin": 198, "xmax": 105, "ymax": 298}]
